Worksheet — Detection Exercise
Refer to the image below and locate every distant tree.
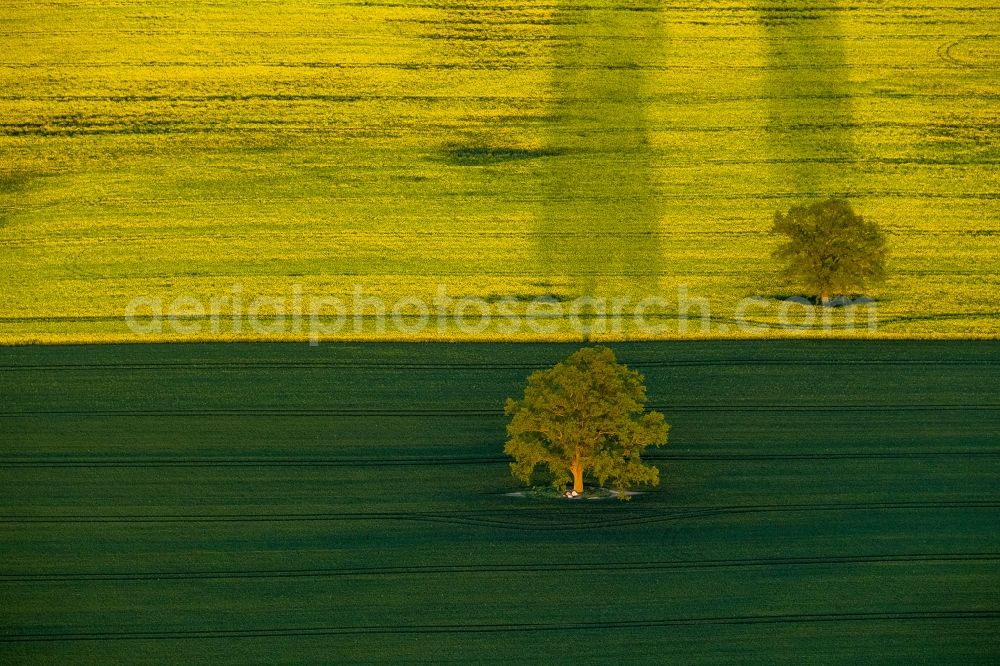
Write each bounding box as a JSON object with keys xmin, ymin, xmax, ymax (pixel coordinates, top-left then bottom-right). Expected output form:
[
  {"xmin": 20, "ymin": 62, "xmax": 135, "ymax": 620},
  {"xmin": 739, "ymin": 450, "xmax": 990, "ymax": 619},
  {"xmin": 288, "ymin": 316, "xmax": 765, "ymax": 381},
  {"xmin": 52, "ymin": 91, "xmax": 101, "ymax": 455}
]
[
  {"xmin": 504, "ymin": 346, "xmax": 668, "ymax": 499},
  {"xmin": 771, "ymin": 199, "xmax": 888, "ymax": 305}
]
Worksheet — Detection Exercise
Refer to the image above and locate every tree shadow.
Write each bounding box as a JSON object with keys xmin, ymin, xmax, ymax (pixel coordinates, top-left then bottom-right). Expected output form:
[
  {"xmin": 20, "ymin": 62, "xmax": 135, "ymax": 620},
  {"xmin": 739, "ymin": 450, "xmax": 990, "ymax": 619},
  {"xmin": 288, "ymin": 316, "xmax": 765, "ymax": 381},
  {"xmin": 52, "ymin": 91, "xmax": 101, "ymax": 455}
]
[
  {"xmin": 442, "ymin": 146, "xmax": 564, "ymax": 167},
  {"xmin": 758, "ymin": 293, "xmax": 880, "ymax": 307},
  {"xmin": 537, "ymin": 3, "xmax": 665, "ymax": 300},
  {"xmin": 0, "ymin": 170, "xmax": 45, "ymax": 230},
  {"xmin": 759, "ymin": 4, "xmax": 857, "ymax": 197}
]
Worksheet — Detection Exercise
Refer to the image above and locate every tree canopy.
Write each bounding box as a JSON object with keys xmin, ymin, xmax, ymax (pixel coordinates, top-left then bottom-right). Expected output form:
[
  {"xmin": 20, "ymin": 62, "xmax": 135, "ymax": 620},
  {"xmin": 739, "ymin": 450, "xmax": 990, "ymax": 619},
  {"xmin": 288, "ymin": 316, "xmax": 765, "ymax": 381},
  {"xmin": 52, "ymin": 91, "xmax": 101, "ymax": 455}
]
[
  {"xmin": 771, "ymin": 198, "xmax": 888, "ymax": 304},
  {"xmin": 503, "ymin": 346, "xmax": 668, "ymax": 499}
]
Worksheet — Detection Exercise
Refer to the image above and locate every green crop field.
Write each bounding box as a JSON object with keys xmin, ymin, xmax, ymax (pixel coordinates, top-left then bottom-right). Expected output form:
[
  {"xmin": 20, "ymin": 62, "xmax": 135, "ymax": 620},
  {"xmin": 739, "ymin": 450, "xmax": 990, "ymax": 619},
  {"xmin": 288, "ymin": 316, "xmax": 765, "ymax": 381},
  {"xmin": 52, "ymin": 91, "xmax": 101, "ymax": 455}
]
[
  {"xmin": 2, "ymin": 1, "xmax": 999, "ymax": 661},
  {"xmin": 2, "ymin": 1, "xmax": 999, "ymax": 342},
  {"xmin": 1, "ymin": 341, "xmax": 998, "ymax": 662}
]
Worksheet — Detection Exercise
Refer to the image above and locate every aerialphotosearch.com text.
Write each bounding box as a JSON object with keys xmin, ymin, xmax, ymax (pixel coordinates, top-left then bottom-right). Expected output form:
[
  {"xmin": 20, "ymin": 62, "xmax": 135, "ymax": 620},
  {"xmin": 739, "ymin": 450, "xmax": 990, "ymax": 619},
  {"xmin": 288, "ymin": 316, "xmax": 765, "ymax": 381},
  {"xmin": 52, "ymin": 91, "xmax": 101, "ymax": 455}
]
[{"xmin": 124, "ymin": 284, "xmax": 878, "ymax": 343}]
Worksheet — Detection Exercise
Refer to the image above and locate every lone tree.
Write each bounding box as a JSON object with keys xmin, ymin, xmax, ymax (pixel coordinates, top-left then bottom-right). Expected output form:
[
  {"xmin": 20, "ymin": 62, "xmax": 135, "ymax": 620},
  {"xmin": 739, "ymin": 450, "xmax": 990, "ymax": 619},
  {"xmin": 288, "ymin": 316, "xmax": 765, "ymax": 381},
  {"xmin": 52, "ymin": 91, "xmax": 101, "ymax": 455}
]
[
  {"xmin": 504, "ymin": 346, "xmax": 668, "ymax": 499},
  {"xmin": 771, "ymin": 198, "xmax": 888, "ymax": 305}
]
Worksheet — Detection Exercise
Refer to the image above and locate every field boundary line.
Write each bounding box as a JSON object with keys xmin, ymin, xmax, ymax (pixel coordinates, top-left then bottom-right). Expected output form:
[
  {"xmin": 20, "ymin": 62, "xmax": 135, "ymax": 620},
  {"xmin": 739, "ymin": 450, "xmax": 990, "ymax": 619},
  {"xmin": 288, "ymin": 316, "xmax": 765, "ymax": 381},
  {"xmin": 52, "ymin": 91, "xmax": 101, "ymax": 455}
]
[
  {"xmin": 2, "ymin": 405, "xmax": 998, "ymax": 418},
  {"xmin": 2, "ymin": 501, "xmax": 997, "ymax": 528},
  {"xmin": 2, "ymin": 552, "xmax": 997, "ymax": 583},
  {"xmin": 3, "ymin": 450, "xmax": 1000, "ymax": 467},
  {"xmin": 3, "ymin": 610, "xmax": 999, "ymax": 642}
]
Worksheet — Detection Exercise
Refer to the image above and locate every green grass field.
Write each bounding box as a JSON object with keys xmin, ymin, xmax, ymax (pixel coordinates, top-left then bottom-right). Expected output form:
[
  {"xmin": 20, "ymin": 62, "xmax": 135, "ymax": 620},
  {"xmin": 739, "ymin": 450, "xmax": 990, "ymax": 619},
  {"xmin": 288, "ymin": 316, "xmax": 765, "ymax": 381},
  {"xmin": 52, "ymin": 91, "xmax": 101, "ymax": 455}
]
[
  {"xmin": 1, "ymin": 341, "xmax": 998, "ymax": 662},
  {"xmin": 2, "ymin": 1, "xmax": 999, "ymax": 341}
]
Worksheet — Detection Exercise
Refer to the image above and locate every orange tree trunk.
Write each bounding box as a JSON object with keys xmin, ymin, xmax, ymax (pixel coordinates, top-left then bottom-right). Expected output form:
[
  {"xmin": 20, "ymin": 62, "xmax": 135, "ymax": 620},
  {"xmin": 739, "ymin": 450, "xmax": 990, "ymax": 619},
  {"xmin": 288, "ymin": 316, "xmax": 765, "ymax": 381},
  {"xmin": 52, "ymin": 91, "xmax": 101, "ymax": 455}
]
[{"xmin": 570, "ymin": 449, "xmax": 584, "ymax": 493}]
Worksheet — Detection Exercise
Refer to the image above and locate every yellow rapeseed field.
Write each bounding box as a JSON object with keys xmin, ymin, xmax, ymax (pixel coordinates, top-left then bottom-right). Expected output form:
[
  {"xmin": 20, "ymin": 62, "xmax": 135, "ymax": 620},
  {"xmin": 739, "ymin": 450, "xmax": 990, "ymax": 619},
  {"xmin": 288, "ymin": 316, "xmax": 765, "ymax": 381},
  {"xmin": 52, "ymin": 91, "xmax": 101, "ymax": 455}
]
[{"xmin": 1, "ymin": 0, "xmax": 998, "ymax": 341}]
